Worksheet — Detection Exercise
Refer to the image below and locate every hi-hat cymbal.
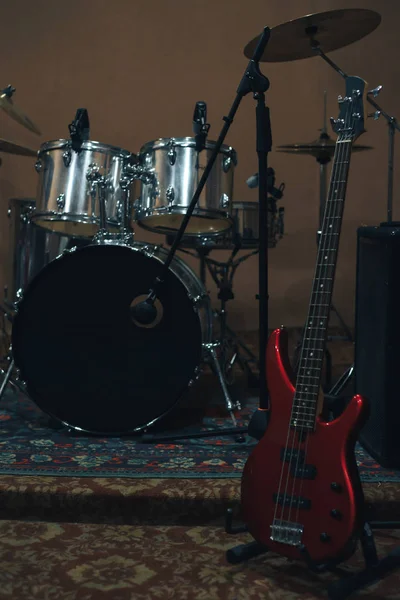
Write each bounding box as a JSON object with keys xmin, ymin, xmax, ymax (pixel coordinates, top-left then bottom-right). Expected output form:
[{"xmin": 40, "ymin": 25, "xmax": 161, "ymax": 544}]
[
  {"xmin": 0, "ymin": 85, "xmax": 41, "ymax": 135},
  {"xmin": 277, "ymin": 138, "xmax": 373, "ymax": 159},
  {"xmin": 244, "ymin": 9, "xmax": 381, "ymax": 62},
  {"xmin": 0, "ymin": 138, "xmax": 37, "ymax": 157}
]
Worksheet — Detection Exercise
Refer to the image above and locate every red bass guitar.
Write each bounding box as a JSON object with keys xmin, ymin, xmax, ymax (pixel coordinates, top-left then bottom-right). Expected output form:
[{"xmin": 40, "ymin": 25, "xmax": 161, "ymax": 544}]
[{"xmin": 241, "ymin": 76, "xmax": 369, "ymax": 566}]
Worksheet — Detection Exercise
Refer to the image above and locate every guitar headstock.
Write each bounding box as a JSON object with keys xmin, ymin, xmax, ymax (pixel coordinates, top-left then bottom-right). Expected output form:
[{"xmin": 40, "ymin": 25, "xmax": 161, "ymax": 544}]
[{"xmin": 330, "ymin": 76, "xmax": 367, "ymax": 142}]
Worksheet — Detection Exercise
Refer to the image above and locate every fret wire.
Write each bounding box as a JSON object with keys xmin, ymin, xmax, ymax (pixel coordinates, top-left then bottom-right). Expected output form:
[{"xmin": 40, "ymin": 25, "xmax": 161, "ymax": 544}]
[{"xmin": 294, "ymin": 139, "xmax": 352, "ymax": 426}]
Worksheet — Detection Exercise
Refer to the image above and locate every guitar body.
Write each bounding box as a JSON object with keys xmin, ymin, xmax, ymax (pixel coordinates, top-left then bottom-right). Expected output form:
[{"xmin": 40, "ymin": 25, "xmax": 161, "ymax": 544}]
[{"xmin": 241, "ymin": 328, "xmax": 369, "ymax": 564}]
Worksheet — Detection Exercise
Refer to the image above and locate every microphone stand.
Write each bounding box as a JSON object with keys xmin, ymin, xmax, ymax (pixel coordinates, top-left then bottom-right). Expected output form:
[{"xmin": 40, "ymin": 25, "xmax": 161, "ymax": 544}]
[{"xmin": 139, "ymin": 27, "xmax": 272, "ymax": 444}]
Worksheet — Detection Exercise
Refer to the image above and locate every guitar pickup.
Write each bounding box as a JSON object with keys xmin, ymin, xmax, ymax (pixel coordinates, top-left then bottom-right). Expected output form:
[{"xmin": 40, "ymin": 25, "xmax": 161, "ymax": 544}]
[
  {"xmin": 273, "ymin": 493, "xmax": 311, "ymax": 510},
  {"xmin": 290, "ymin": 464, "xmax": 317, "ymax": 480}
]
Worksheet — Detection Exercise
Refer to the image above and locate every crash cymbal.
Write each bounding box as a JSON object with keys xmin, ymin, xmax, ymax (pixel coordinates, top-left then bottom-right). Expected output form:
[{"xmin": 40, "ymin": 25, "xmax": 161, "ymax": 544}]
[
  {"xmin": 277, "ymin": 138, "xmax": 373, "ymax": 158},
  {"xmin": 244, "ymin": 9, "xmax": 381, "ymax": 62},
  {"xmin": 0, "ymin": 85, "xmax": 41, "ymax": 135},
  {"xmin": 0, "ymin": 138, "xmax": 37, "ymax": 157}
]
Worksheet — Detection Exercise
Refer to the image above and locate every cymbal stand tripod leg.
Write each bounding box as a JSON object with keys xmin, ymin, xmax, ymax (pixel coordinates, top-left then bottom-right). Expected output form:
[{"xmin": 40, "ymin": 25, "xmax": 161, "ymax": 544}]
[{"xmin": 0, "ymin": 357, "xmax": 14, "ymax": 402}]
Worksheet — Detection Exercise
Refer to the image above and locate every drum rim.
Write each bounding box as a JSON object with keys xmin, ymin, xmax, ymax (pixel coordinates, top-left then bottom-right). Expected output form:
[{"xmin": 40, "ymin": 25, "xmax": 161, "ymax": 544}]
[
  {"xmin": 39, "ymin": 139, "xmax": 136, "ymax": 159},
  {"xmin": 135, "ymin": 207, "xmax": 233, "ymax": 236},
  {"xmin": 139, "ymin": 136, "xmax": 237, "ymax": 160},
  {"xmin": 30, "ymin": 211, "xmax": 121, "ymax": 226}
]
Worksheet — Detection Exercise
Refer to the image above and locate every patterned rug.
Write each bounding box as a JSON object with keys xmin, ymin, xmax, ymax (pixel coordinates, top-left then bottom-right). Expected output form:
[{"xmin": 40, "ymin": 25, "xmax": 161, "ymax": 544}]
[
  {"xmin": 1, "ymin": 386, "xmax": 400, "ymax": 482},
  {"xmin": 1, "ymin": 517, "xmax": 400, "ymax": 599}
]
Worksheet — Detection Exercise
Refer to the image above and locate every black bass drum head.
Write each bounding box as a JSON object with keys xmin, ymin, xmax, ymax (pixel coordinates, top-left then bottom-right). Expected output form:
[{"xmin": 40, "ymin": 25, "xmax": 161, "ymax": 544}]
[{"xmin": 12, "ymin": 244, "xmax": 206, "ymax": 434}]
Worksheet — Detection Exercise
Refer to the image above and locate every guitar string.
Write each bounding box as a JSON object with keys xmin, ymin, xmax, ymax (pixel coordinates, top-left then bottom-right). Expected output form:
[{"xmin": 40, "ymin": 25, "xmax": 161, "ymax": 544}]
[
  {"xmin": 273, "ymin": 102, "xmax": 353, "ymax": 540},
  {"xmin": 267, "ymin": 144, "xmax": 342, "ymax": 541},
  {"xmin": 290, "ymin": 124, "xmax": 352, "ymax": 534},
  {"xmin": 280, "ymin": 134, "xmax": 346, "ymax": 537}
]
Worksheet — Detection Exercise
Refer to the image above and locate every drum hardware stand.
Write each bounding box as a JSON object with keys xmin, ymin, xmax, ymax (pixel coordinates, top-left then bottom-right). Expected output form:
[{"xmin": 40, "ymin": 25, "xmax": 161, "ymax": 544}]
[
  {"xmin": 174, "ymin": 242, "xmax": 260, "ymax": 383},
  {"xmin": 203, "ymin": 248, "xmax": 260, "ymax": 384},
  {"xmin": 132, "ymin": 27, "xmax": 272, "ymax": 444},
  {"xmin": 87, "ymin": 164, "xmax": 135, "ymax": 247},
  {"xmin": 202, "ymin": 342, "xmax": 241, "ymax": 426}
]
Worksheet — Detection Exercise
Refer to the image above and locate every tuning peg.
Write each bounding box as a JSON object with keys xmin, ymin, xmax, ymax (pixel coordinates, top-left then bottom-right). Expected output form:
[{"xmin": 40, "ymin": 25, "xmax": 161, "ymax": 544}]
[
  {"xmin": 368, "ymin": 85, "xmax": 383, "ymax": 98},
  {"xmin": 368, "ymin": 110, "xmax": 381, "ymax": 120}
]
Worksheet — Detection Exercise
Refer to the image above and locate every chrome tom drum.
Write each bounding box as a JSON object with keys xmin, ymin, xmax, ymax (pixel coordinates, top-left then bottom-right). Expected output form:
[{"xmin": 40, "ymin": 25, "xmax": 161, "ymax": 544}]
[
  {"xmin": 11, "ymin": 243, "xmax": 212, "ymax": 434},
  {"xmin": 135, "ymin": 137, "xmax": 237, "ymax": 236},
  {"xmin": 32, "ymin": 140, "xmax": 137, "ymax": 238}
]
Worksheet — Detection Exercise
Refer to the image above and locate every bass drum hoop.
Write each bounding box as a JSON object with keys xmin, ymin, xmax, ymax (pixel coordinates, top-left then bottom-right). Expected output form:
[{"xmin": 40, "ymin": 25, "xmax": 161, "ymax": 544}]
[{"xmin": 11, "ymin": 243, "xmax": 212, "ymax": 434}]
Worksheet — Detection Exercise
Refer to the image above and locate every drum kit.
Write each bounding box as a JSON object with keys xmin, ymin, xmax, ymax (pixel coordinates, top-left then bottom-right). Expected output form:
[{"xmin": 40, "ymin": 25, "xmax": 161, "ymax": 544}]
[{"xmin": 0, "ymin": 8, "xmax": 393, "ymax": 439}]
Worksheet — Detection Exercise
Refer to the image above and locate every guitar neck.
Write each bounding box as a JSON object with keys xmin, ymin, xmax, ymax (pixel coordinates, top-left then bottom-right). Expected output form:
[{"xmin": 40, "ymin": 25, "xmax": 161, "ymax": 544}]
[{"xmin": 292, "ymin": 135, "xmax": 354, "ymax": 430}]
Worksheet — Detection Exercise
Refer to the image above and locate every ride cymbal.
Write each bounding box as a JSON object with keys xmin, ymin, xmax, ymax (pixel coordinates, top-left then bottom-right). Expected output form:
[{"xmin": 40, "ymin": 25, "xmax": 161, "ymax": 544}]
[
  {"xmin": 0, "ymin": 138, "xmax": 37, "ymax": 157},
  {"xmin": 0, "ymin": 85, "xmax": 41, "ymax": 135},
  {"xmin": 244, "ymin": 9, "xmax": 381, "ymax": 62}
]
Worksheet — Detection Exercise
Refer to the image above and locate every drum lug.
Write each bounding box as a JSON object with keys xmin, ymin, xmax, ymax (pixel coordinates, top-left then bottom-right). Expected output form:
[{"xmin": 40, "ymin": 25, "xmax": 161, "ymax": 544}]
[
  {"xmin": 167, "ymin": 140, "xmax": 176, "ymax": 165},
  {"xmin": 34, "ymin": 159, "xmax": 43, "ymax": 173},
  {"xmin": 62, "ymin": 149, "xmax": 72, "ymax": 167},
  {"xmin": 222, "ymin": 147, "xmax": 238, "ymax": 173},
  {"xmin": 188, "ymin": 367, "xmax": 201, "ymax": 387},
  {"xmin": 220, "ymin": 193, "xmax": 230, "ymax": 209},
  {"xmin": 15, "ymin": 288, "xmax": 23, "ymax": 303},
  {"xmin": 56, "ymin": 194, "xmax": 65, "ymax": 211},
  {"xmin": 189, "ymin": 293, "xmax": 206, "ymax": 308},
  {"xmin": 166, "ymin": 186, "xmax": 175, "ymax": 204},
  {"xmin": 63, "ymin": 245, "xmax": 77, "ymax": 254}
]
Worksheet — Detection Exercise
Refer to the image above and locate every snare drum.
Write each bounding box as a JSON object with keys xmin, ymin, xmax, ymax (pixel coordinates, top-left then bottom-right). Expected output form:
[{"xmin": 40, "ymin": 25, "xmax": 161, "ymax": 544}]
[
  {"xmin": 32, "ymin": 140, "xmax": 137, "ymax": 238},
  {"xmin": 134, "ymin": 137, "xmax": 237, "ymax": 236}
]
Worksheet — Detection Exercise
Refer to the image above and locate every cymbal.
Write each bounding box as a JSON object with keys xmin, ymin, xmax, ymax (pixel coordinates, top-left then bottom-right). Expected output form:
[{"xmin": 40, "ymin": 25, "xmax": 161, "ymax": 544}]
[
  {"xmin": 0, "ymin": 138, "xmax": 37, "ymax": 157},
  {"xmin": 0, "ymin": 85, "xmax": 41, "ymax": 135},
  {"xmin": 277, "ymin": 138, "xmax": 373, "ymax": 159},
  {"xmin": 244, "ymin": 9, "xmax": 381, "ymax": 62}
]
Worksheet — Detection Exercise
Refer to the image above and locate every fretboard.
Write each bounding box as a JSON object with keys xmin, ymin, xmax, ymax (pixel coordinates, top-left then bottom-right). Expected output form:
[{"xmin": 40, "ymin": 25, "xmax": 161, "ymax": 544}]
[{"xmin": 291, "ymin": 135, "xmax": 353, "ymax": 431}]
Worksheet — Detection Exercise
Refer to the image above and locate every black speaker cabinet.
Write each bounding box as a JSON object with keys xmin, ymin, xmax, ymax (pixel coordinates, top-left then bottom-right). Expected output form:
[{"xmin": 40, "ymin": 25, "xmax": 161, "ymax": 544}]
[{"xmin": 355, "ymin": 223, "xmax": 400, "ymax": 467}]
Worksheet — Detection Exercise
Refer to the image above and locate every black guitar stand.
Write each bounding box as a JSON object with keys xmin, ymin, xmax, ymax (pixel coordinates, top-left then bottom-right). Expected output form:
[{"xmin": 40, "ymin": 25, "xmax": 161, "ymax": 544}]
[{"xmin": 224, "ymin": 509, "xmax": 400, "ymax": 598}]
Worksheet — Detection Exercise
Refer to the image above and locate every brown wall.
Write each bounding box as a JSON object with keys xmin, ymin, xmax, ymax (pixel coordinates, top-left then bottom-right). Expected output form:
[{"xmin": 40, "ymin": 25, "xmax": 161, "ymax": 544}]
[{"xmin": 0, "ymin": 0, "xmax": 398, "ymax": 331}]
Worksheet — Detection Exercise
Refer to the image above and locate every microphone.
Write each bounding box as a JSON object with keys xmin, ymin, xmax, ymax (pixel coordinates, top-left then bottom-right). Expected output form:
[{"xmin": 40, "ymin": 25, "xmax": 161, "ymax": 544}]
[
  {"xmin": 193, "ymin": 101, "xmax": 210, "ymax": 151},
  {"xmin": 68, "ymin": 108, "xmax": 90, "ymax": 152}
]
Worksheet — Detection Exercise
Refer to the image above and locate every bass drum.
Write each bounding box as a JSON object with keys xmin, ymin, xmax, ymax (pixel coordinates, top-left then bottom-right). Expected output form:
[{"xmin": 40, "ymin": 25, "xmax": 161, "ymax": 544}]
[{"xmin": 12, "ymin": 243, "xmax": 212, "ymax": 434}]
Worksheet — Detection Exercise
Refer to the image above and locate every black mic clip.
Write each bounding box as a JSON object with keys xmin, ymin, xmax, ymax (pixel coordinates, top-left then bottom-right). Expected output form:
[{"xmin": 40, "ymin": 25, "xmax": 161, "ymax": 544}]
[
  {"xmin": 193, "ymin": 101, "xmax": 210, "ymax": 152},
  {"xmin": 68, "ymin": 108, "xmax": 90, "ymax": 153}
]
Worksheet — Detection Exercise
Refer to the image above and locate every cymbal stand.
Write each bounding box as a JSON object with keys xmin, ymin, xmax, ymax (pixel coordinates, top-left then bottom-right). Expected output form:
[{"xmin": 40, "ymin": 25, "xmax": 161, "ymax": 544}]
[{"xmin": 138, "ymin": 26, "xmax": 272, "ymax": 444}]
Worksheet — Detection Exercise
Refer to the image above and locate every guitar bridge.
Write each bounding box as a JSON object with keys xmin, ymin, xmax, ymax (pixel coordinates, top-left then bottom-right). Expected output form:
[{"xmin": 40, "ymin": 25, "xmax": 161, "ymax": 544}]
[{"xmin": 270, "ymin": 519, "xmax": 304, "ymax": 546}]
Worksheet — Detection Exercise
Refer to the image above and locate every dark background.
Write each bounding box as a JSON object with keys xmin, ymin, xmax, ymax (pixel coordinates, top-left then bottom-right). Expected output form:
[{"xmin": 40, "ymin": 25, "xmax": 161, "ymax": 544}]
[{"xmin": 0, "ymin": 0, "xmax": 397, "ymax": 330}]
